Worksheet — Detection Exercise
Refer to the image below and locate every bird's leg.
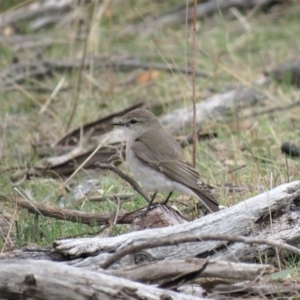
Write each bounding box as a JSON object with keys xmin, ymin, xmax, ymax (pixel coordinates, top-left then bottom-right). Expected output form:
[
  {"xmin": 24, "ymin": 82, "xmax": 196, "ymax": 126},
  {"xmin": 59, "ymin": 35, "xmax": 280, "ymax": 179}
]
[
  {"xmin": 147, "ymin": 192, "xmax": 158, "ymax": 210},
  {"xmin": 162, "ymin": 192, "xmax": 173, "ymax": 205}
]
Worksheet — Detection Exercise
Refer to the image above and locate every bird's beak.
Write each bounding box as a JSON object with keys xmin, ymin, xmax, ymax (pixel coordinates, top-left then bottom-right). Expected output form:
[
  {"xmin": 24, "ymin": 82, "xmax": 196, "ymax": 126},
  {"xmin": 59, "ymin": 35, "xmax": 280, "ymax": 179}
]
[{"xmin": 111, "ymin": 121, "xmax": 125, "ymax": 126}]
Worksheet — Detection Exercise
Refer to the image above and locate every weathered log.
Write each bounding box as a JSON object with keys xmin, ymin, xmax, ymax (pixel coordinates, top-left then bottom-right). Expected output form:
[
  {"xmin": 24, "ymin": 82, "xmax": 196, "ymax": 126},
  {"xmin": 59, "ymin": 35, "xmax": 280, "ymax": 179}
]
[
  {"xmin": 0, "ymin": 259, "xmax": 204, "ymax": 300},
  {"xmin": 53, "ymin": 181, "xmax": 300, "ymax": 269},
  {"xmin": 109, "ymin": 259, "xmax": 275, "ymax": 283}
]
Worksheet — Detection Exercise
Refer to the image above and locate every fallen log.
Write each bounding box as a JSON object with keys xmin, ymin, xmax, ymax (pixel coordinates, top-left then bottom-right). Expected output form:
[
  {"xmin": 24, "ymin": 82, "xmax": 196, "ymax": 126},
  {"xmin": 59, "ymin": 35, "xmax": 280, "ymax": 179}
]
[
  {"xmin": 0, "ymin": 259, "xmax": 204, "ymax": 300},
  {"xmin": 108, "ymin": 259, "xmax": 275, "ymax": 283},
  {"xmin": 53, "ymin": 180, "xmax": 300, "ymax": 269}
]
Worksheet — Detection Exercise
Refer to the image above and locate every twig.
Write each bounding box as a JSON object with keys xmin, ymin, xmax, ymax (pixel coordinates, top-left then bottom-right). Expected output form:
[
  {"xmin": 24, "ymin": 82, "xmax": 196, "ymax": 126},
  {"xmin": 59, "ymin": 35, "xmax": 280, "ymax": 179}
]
[
  {"xmin": 101, "ymin": 233, "xmax": 300, "ymax": 269},
  {"xmin": 192, "ymin": 0, "xmax": 197, "ymax": 167},
  {"xmin": 95, "ymin": 163, "xmax": 151, "ymax": 203}
]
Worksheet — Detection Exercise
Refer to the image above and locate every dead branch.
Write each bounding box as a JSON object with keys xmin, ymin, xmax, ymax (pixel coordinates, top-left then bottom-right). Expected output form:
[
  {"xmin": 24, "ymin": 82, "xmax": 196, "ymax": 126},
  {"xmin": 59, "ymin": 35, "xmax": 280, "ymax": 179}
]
[{"xmin": 0, "ymin": 195, "xmax": 140, "ymax": 226}]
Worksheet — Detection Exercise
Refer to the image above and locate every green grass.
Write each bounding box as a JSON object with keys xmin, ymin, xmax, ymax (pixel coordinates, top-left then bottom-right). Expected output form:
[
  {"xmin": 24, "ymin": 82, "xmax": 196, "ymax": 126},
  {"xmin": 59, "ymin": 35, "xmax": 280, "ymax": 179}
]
[{"xmin": 0, "ymin": 1, "xmax": 300, "ymax": 276}]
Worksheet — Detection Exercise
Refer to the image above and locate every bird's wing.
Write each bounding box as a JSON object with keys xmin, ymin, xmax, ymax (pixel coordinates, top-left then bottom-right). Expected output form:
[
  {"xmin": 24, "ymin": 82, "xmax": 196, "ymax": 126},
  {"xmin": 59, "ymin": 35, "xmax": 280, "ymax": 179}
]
[
  {"xmin": 131, "ymin": 127, "xmax": 184, "ymax": 162},
  {"xmin": 131, "ymin": 136, "xmax": 210, "ymax": 192}
]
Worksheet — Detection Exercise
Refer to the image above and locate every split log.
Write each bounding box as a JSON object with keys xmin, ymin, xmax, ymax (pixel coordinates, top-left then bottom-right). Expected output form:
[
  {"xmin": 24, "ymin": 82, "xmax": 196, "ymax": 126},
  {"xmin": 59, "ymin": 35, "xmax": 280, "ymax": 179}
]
[
  {"xmin": 0, "ymin": 259, "xmax": 204, "ymax": 300},
  {"xmin": 53, "ymin": 181, "xmax": 300, "ymax": 269}
]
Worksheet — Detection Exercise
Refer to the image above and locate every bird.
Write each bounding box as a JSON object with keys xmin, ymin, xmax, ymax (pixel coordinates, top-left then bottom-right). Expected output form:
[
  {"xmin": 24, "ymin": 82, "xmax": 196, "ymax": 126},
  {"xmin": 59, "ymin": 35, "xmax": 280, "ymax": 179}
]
[{"xmin": 112, "ymin": 108, "xmax": 220, "ymax": 213}]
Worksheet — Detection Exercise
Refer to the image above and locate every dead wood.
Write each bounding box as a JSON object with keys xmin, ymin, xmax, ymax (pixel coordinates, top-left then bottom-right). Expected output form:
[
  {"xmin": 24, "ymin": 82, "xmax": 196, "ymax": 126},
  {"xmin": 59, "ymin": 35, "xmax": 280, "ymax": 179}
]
[
  {"xmin": 2, "ymin": 194, "xmax": 187, "ymax": 229},
  {"xmin": 101, "ymin": 233, "xmax": 300, "ymax": 270},
  {"xmin": 109, "ymin": 259, "xmax": 275, "ymax": 283},
  {"xmin": 0, "ymin": 246, "xmax": 65, "ymax": 261},
  {"xmin": 52, "ymin": 181, "xmax": 300, "ymax": 269},
  {"xmin": 0, "ymin": 195, "xmax": 140, "ymax": 226},
  {"xmin": 0, "ymin": 259, "xmax": 204, "ymax": 300},
  {"xmin": 130, "ymin": 204, "xmax": 188, "ymax": 231}
]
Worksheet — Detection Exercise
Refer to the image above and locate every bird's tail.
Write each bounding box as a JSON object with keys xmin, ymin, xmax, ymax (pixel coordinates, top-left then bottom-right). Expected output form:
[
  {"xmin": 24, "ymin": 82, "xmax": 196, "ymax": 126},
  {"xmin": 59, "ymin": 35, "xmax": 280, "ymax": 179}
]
[{"xmin": 191, "ymin": 188, "xmax": 220, "ymax": 213}]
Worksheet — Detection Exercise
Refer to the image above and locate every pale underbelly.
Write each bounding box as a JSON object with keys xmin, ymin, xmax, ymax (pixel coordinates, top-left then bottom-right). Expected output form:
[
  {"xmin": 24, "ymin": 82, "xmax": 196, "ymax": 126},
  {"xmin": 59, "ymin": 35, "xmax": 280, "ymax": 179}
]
[{"xmin": 127, "ymin": 150, "xmax": 193, "ymax": 195}]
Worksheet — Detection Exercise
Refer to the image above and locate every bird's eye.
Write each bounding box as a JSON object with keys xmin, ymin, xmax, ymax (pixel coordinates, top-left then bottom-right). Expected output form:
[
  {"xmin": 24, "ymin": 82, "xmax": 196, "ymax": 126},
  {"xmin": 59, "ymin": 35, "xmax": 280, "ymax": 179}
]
[{"xmin": 130, "ymin": 119, "xmax": 138, "ymax": 124}]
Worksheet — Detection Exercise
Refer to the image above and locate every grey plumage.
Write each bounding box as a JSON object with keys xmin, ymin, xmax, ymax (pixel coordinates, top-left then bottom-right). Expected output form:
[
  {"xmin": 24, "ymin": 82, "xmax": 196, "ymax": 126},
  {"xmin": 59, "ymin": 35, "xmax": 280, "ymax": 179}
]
[{"xmin": 113, "ymin": 108, "xmax": 220, "ymax": 213}]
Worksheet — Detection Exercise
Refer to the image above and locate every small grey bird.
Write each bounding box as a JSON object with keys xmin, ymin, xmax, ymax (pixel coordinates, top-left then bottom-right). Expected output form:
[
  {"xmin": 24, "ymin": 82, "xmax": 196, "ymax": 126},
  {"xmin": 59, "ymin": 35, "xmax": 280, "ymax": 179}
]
[{"xmin": 112, "ymin": 108, "xmax": 220, "ymax": 213}]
